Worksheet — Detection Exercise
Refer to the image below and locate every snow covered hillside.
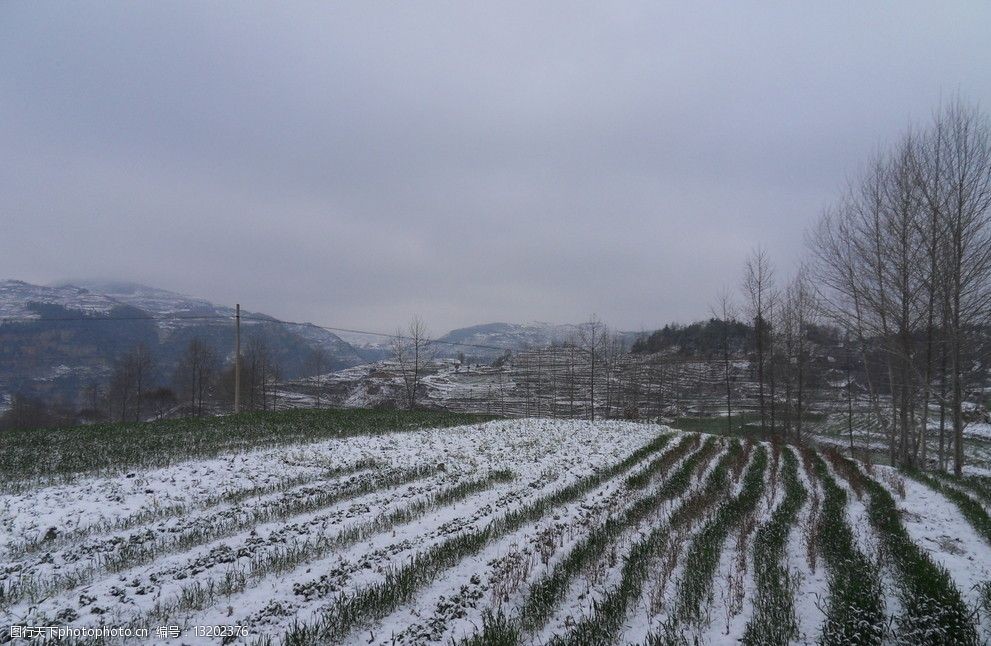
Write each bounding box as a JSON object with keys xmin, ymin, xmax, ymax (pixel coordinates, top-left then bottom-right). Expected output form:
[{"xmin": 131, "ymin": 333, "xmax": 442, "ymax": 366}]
[
  {"xmin": 0, "ymin": 280, "xmax": 364, "ymax": 410},
  {"xmin": 435, "ymin": 322, "xmax": 641, "ymax": 359}
]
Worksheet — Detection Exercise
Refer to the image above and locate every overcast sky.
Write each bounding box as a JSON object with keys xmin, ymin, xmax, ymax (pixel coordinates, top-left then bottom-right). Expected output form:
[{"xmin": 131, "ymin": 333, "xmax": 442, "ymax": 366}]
[{"xmin": 2, "ymin": 2, "xmax": 990, "ymax": 334}]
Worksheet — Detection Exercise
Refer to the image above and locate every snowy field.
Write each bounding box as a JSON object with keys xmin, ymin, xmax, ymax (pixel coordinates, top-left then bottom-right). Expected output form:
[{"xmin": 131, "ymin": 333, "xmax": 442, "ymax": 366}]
[{"xmin": 2, "ymin": 418, "xmax": 991, "ymax": 644}]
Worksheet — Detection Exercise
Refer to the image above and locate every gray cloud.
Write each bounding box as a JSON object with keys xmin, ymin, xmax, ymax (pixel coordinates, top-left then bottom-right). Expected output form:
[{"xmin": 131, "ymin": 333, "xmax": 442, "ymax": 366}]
[{"xmin": 2, "ymin": 2, "xmax": 990, "ymax": 333}]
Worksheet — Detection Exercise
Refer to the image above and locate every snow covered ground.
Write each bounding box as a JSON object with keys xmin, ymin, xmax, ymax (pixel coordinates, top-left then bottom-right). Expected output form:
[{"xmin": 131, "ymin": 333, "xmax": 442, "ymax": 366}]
[{"xmin": 2, "ymin": 419, "xmax": 990, "ymax": 644}]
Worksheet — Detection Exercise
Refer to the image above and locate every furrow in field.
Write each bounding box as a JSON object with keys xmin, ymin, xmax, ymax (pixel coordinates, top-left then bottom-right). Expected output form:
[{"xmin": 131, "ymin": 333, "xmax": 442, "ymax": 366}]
[
  {"xmin": 788, "ymin": 446, "xmax": 829, "ymax": 644},
  {"xmin": 905, "ymin": 468, "xmax": 991, "ymax": 545},
  {"xmin": 884, "ymin": 466, "xmax": 991, "ymax": 640},
  {"xmin": 5, "ymin": 467, "xmax": 525, "ymax": 632},
  {"xmin": 819, "ymin": 449, "xmax": 876, "ymax": 559},
  {"xmin": 0, "ymin": 418, "xmax": 559, "ymax": 554},
  {"xmin": 642, "ymin": 444, "xmax": 768, "ymax": 644},
  {"xmin": 554, "ymin": 439, "xmax": 752, "ymax": 645},
  {"xmin": 822, "ymin": 450, "xmax": 906, "ymax": 635},
  {"xmin": 151, "ymin": 423, "xmax": 664, "ymax": 642},
  {"xmin": 806, "ymin": 449, "xmax": 885, "ymax": 645},
  {"xmin": 691, "ymin": 442, "xmax": 783, "ymax": 645},
  {"xmin": 0, "ymin": 438, "xmax": 390, "ymax": 549},
  {"xmin": 377, "ymin": 436, "xmax": 711, "ymax": 646},
  {"xmin": 834, "ymin": 454, "xmax": 977, "ymax": 644},
  {"xmin": 195, "ymin": 470, "xmax": 597, "ymax": 635},
  {"xmin": 546, "ymin": 437, "xmax": 734, "ymax": 646},
  {"xmin": 613, "ymin": 441, "xmax": 739, "ymax": 646},
  {"xmin": 739, "ymin": 446, "xmax": 807, "ymax": 645},
  {"xmin": 521, "ymin": 436, "xmax": 715, "ymax": 636},
  {"xmin": 256, "ymin": 433, "xmax": 675, "ymax": 645},
  {"xmin": 0, "ymin": 410, "xmax": 493, "ymax": 494},
  {"xmin": 4, "ymin": 459, "xmax": 380, "ymax": 559},
  {"xmin": 419, "ymin": 434, "xmax": 713, "ymax": 646},
  {"xmin": 900, "ymin": 468, "xmax": 991, "ymax": 629},
  {"xmin": 947, "ymin": 473, "xmax": 991, "ymax": 508},
  {"xmin": 538, "ymin": 438, "xmax": 754, "ymax": 646},
  {"xmin": 0, "ymin": 464, "xmax": 439, "ymax": 609},
  {"xmin": 520, "ymin": 440, "xmax": 729, "ymax": 646},
  {"xmin": 138, "ymin": 468, "xmax": 517, "ymax": 629}
]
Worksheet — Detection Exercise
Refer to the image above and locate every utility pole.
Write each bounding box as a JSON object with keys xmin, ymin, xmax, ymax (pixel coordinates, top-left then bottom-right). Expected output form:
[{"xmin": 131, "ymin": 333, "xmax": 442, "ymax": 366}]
[{"xmin": 234, "ymin": 303, "xmax": 241, "ymax": 414}]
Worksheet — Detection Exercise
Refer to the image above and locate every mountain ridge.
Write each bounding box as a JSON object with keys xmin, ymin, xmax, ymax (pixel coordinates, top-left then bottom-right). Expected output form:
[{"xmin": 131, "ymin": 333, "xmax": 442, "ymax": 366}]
[{"xmin": 0, "ymin": 279, "xmax": 364, "ymax": 409}]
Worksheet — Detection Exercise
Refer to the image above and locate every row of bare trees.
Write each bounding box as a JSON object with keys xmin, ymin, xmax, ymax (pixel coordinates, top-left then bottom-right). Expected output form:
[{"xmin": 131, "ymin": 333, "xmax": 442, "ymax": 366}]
[
  {"xmin": 107, "ymin": 343, "xmax": 154, "ymax": 422},
  {"xmin": 234, "ymin": 336, "xmax": 284, "ymax": 412},
  {"xmin": 737, "ymin": 252, "xmax": 820, "ymax": 443},
  {"xmin": 98, "ymin": 332, "xmax": 296, "ymax": 422},
  {"xmin": 809, "ymin": 98, "xmax": 991, "ymax": 474}
]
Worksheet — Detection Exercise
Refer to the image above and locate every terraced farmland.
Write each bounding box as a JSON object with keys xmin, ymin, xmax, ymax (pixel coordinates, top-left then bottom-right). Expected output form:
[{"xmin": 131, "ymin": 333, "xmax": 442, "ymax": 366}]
[{"xmin": 2, "ymin": 417, "xmax": 991, "ymax": 644}]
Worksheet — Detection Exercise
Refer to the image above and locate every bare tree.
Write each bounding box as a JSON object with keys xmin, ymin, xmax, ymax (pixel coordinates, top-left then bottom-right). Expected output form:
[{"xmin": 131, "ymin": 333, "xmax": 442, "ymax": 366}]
[
  {"xmin": 780, "ymin": 268, "xmax": 817, "ymax": 442},
  {"xmin": 175, "ymin": 338, "xmax": 217, "ymax": 416},
  {"xmin": 652, "ymin": 357, "xmax": 667, "ymax": 418},
  {"xmin": 910, "ymin": 122, "xmax": 947, "ymax": 469},
  {"xmin": 241, "ymin": 334, "xmax": 283, "ymax": 411},
  {"xmin": 711, "ymin": 289, "xmax": 737, "ymax": 433},
  {"xmin": 145, "ymin": 387, "xmax": 177, "ymax": 420},
  {"xmin": 106, "ymin": 343, "xmax": 155, "ymax": 422},
  {"xmin": 918, "ymin": 98, "xmax": 991, "ymax": 475},
  {"xmin": 812, "ymin": 149, "xmax": 922, "ymax": 465},
  {"xmin": 81, "ymin": 379, "xmax": 105, "ymax": 420},
  {"xmin": 306, "ymin": 347, "xmax": 328, "ymax": 408},
  {"xmin": 743, "ymin": 248, "xmax": 775, "ymax": 433},
  {"xmin": 809, "ymin": 98, "xmax": 991, "ymax": 472},
  {"xmin": 766, "ymin": 287, "xmax": 780, "ymax": 434},
  {"xmin": 602, "ymin": 334, "xmax": 625, "ymax": 419},
  {"xmin": 108, "ymin": 355, "xmax": 135, "ymax": 422},
  {"xmin": 566, "ymin": 340, "xmax": 578, "ymax": 418},
  {"xmin": 267, "ymin": 360, "xmax": 282, "ymax": 410},
  {"xmin": 0, "ymin": 394, "xmax": 58, "ymax": 431},
  {"xmin": 577, "ymin": 315, "xmax": 609, "ymax": 421},
  {"xmin": 130, "ymin": 343, "xmax": 153, "ymax": 422},
  {"xmin": 883, "ymin": 136, "xmax": 928, "ymax": 466},
  {"xmin": 776, "ymin": 287, "xmax": 796, "ymax": 436},
  {"xmin": 392, "ymin": 315, "xmax": 434, "ymax": 410},
  {"xmin": 810, "ymin": 201, "xmax": 887, "ymax": 458},
  {"xmin": 519, "ymin": 346, "xmax": 533, "ymax": 417},
  {"xmin": 623, "ymin": 351, "xmax": 644, "ymax": 420}
]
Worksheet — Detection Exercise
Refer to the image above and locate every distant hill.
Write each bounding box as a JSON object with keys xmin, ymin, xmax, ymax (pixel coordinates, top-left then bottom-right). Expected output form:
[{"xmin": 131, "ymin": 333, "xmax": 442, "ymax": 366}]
[
  {"xmin": 434, "ymin": 321, "xmax": 642, "ymax": 359},
  {"xmin": 332, "ymin": 330, "xmax": 396, "ymax": 362},
  {"xmin": 0, "ymin": 279, "xmax": 364, "ymax": 409},
  {"xmin": 66, "ymin": 280, "xmax": 363, "ymax": 364}
]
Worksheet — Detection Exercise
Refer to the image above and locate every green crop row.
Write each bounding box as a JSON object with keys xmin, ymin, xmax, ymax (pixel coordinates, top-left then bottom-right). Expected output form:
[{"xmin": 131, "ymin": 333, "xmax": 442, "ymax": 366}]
[
  {"xmin": 551, "ymin": 439, "xmax": 750, "ymax": 645},
  {"xmin": 460, "ymin": 434, "xmax": 716, "ymax": 645},
  {"xmin": 666, "ymin": 445, "xmax": 768, "ymax": 632},
  {"xmin": 846, "ymin": 456, "xmax": 978, "ymax": 645},
  {"xmin": 741, "ymin": 448, "xmax": 807, "ymax": 645},
  {"xmin": 808, "ymin": 449, "xmax": 885, "ymax": 646}
]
